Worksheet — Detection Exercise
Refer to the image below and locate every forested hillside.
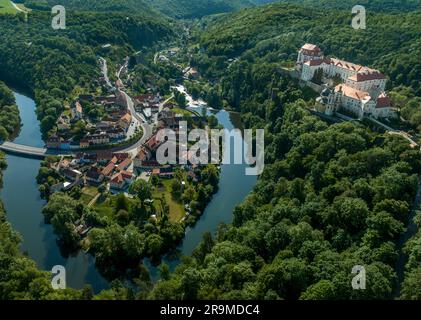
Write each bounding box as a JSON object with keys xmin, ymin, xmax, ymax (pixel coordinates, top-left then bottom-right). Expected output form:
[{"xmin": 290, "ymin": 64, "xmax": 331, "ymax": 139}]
[
  {"xmin": 272, "ymin": 0, "xmax": 421, "ymax": 12},
  {"xmin": 0, "ymin": 10, "xmax": 171, "ymax": 137},
  {"xmin": 193, "ymin": 3, "xmax": 421, "ymax": 127},
  {"xmin": 150, "ymin": 99, "xmax": 421, "ymax": 299},
  {"xmin": 145, "ymin": 2, "xmax": 421, "ymax": 300},
  {"xmin": 0, "ymin": 82, "xmax": 20, "ymax": 140},
  {"xmin": 147, "ymin": 0, "xmax": 254, "ymax": 19},
  {"xmin": 22, "ymin": 0, "xmax": 159, "ymax": 17},
  {"xmin": 22, "ymin": 0, "xmax": 279, "ymax": 19}
]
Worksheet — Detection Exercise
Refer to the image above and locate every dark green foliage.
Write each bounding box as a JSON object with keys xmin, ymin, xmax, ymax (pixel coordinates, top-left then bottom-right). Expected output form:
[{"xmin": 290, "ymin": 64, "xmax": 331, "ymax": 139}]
[
  {"xmin": 0, "ymin": 82, "xmax": 20, "ymax": 140},
  {"xmin": 0, "ymin": 10, "xmax": 172, "ymax": 138}
]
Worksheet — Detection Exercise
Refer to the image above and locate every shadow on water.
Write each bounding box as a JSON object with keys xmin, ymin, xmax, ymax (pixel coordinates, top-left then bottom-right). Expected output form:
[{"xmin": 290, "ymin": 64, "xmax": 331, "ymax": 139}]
[{"xmin": 0, "ymin": 91, "xmax": 108, "ymax": 293}]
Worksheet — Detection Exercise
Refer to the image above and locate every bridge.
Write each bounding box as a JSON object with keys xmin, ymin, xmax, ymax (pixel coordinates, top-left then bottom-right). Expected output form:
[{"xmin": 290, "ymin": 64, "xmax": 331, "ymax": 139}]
[{"xmin": 0, "ymin": 142, "xmax": 64, "ymax": 159}]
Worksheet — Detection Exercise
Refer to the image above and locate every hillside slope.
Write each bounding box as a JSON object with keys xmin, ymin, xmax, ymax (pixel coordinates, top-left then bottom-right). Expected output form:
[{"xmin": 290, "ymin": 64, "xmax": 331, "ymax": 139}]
[
  {"xmin": 272, "ymin": 0, "xmax": 421, "ymax": 12},
  {"xmin": 22, "ymin": 0, "xmax": 279, "ymax": 19},
  {"xmin": 146, "ymin": 2, "xmax": 421, "ymax": 300}
]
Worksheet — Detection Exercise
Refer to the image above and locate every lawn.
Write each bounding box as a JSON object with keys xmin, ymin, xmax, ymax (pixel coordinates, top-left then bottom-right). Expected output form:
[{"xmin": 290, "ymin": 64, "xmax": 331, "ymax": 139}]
[
  {"xmin": 172, "ymin": 107, "xmax": 194, "ymax": 117},
  {"xmin": 93, "ymin": 193, "xmax": 137, "ymax": 218},
  {"xmin": 94, "ymin": 196, "xmax": 115, "ymax": 218},
  {"xmin": 152, "ymin": 179, "xmax": 185, "ymax": 222},
  {"xmin": 0, "ymin": 0, "xmax": 17, "ymax": 14},
  {"xmin": 80, "ymin": 186, "xmax": 99, "ymax": 205}
]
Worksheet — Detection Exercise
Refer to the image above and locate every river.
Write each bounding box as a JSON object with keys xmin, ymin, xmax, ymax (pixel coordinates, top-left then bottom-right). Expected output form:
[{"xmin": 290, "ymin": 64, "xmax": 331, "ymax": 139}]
[
  {"xmin": 1, "ymin": 91, "xmax": 108, "ymax": 292},
  {"xmin": 1, "ymin": 89, "xmax": 257, "ymax": 290},
  {"xmin": 145, "ymin": 88, "xmax": 257, "ymax": 279}
]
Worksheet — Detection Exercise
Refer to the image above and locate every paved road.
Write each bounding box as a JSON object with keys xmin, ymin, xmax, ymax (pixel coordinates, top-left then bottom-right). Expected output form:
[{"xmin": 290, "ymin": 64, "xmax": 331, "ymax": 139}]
[
  {"xmin": 0, "ymin": 141, "xmax": 65, "ymax": 158},
  {"xmin": 101, "ymin": 57, "xmax": 152, "ymax": 156}
]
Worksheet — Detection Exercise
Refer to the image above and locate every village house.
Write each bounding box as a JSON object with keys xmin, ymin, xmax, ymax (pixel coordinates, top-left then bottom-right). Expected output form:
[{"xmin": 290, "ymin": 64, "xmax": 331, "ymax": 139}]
[
  {"xmin": 101, "ymin": 161, "xmax": 116, "ymax": 178},
  {"xmin": 114, "ymin": 152, "xmax": 130, "ymax": 163},
  {"xmin": 87, "ymin": 133, "xmax": 110, "ymax": 145},
  {"xmin": 183, "ymin": 67, "xmax": 200, "ymax": 79},
  {"xmin": 118, "ymin": 112, "xmax": 132, "ymax": 130},
  {"xmin": 46, "ymin": 135, "xmax": 71, "ymax": 150},
  {"xmin": 145, "ymin": 133, "xmax": 163, "ymax": 152},
  {"xmin": 106, "ymin": 127, "xmax": 126, "ymax": 140},
  {"xmin": 133, "ymin": 147, "xmax": 152, "ymax": 169},
  {"xmin": 110, "ymin": 171, "xmax": 133, "ymax": 190},
  {"xmin": 50, "ymin": 181, "xmax": 72, "ymax": 193},
  {"xmin": 96, "ymin": 150, "xmax": 114, "ymax": 165},
  {"xmin": 60, "ymin": 168, "xmax": 82, "ymax": 181},
  {"xmin": 153, "ymin": 166, "xmax": 174, "ymax": 179},
  {"xmin": 85, "ymin": 167, "xmax": 104, "ymax": 185},
  {"xmin": 57, "ymin": 115, "xmax": 71, "ymax": 131},
  {"xmin": 76, "ymin": 152, "xmax": 97, "ymax": 164},
  {"xmin": 134, "ymin": 94, "xmax": 161, "ymax": 112},
  {"xmin": 158, "ymin": 107, "xmax": 181, "ymax": 129},
  {"xmin": 117, "ymin": 157, "xmax": 132, "ymax": 172},
  {"xmin": 79, "ymin": 138, "xmax": 90, "ymax": 149}
]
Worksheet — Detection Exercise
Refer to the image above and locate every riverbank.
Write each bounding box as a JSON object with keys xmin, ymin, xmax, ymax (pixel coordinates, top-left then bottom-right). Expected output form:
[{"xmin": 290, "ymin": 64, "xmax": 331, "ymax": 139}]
[{"xmin": 0, "ymin": 90, "xmax": 108, "ymax": 293}]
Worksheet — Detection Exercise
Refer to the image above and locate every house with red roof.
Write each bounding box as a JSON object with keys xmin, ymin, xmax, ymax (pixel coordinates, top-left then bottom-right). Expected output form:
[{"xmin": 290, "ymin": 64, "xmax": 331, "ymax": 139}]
[{"xmin": 110, "ymin": 171, "xmax": 133, "ymax": 190}]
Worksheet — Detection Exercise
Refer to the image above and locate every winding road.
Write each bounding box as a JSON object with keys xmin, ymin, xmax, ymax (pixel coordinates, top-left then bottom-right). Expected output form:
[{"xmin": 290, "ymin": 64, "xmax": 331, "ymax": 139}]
[{"xmin": 0, "ymin": 57, "xmax": 153, "ymax": 159}]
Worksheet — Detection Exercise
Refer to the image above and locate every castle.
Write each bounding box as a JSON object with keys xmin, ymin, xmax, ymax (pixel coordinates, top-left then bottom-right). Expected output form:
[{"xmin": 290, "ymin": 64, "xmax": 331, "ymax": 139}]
[{"xmin": 296, "ymin": 43, "xmax": 395, "ymax": 119}]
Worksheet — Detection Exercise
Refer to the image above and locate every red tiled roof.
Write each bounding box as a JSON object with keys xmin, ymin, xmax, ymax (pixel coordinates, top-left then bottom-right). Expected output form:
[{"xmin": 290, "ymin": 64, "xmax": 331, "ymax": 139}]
[
  {"xmin": 145, "ymin": 134, "xmax": 161, "ymax": 150},
  {"xmin": 348, "ymin": 71, "xmax": 386, "ymax": 82},
  {"xmin": 120, "ymin": 113, "xmax": 132, "ymax": 123},
  {"xmin": 117, "ymin": 158, "xmax": 132, "ymax": 171},
  {"xmin": 335, "ymin": 85, "xmax": 371, "ymax": 101},
  {"xmin": 120, "ymin": 171, "xmax": 132, "ymax": 179},
  {"xmin": 376, "ymin": 93, "xmax": 391, "ymax": 108},
  {"xmin": 110, "ymin": 173, "xmax": 124, "ymax": 184},
  {"xmin": 301, "ymin": 43, "xmax": 321, "ymax": 52},
  {"xmin": 96, "ymin": 150, "xmax": 113, "ymax": 160},
  {"xmin": 114, "ymin": 153, "xmax": 130, "ymax": 162},
  {"xmin": 101, "ymin": 162, "xmax": 115, "ymax": 176}
]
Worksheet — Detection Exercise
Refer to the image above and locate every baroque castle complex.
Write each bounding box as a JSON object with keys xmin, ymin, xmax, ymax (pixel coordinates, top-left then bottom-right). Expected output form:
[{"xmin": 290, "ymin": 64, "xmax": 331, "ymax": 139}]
[{"xmin": 296, "ymin": 44, "xmax": 395, "ymax": 119}]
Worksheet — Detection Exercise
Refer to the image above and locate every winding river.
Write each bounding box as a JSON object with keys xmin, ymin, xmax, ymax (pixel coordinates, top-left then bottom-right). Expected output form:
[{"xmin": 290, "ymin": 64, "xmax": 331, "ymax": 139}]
[
  {"xmin": 1, "ymin": 89, "xmax": 257, "ymax": 290},
  {"xmin": 1, "ymin": 91, "xmax": 108, "ymax": 292}
]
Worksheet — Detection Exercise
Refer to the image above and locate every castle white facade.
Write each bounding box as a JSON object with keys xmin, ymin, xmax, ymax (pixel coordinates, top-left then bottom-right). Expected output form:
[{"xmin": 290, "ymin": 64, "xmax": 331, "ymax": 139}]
[{"xmin": 296, "ymin": 43, "xmax": 395, "ymax": 119}]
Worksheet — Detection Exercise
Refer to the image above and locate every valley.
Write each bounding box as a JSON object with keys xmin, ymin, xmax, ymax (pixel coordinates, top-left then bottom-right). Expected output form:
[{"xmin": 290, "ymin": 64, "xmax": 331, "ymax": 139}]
[{"xmin": 0, "ymin": 0, "xmax": 420, "ymax": 301}]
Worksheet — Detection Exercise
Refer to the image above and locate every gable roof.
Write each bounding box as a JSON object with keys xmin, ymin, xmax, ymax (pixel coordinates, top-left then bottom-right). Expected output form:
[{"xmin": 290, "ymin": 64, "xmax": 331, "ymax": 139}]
[{"xmin": 335, "ymin": 85, "xmax": 371, "ymax": 101}]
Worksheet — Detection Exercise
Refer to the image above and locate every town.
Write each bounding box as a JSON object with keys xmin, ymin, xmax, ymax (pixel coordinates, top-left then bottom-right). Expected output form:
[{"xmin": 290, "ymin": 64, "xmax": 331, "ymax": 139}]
[{"xmin": 38, "ymin": 53, "xmax": 218, "ymax": 240}]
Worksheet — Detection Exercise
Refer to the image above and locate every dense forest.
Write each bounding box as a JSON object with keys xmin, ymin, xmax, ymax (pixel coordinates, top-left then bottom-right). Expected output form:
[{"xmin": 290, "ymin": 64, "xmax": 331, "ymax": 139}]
[
  {"xmin": 148, "ymin": 98, "xmax": 421, "ymax": 299},
  {"xmin": 1, "ymin": 0, "xmax": 421, "ymax": 300},
  {"xmin": 22, "ymin": 0, "xmax": 278, "ymax": 19},
  {"xmin": 0, "ymin": 81, "xmax": 20, "ymax": 140},
  {"xmin": 272, "ymin": 0, "xmax": 421, "ymax": 12},
  {"xmin": 0, "ymin": 10, "xmax": 171, "ymax": 138},
  {"xmin": 142, "ymin": 2, "xmax": 421, "ymax": 300}
]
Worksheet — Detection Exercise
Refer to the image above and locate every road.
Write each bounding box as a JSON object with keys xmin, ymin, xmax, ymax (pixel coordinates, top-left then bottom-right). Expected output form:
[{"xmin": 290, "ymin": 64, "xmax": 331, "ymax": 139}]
[
  {"xmin": 100, "ymin": 57, "xmax": 153, "ymax": 156},
  {"xmin": 0, "ymin": 141, "xmax": 66, "ymax": 159},
  {"xmin": 2, "ymin": 57, "xmax": 154, "ymax": 160},
  {"xmin": 10, "ymin": 1, "xmax": 24, "ymax": 12}
]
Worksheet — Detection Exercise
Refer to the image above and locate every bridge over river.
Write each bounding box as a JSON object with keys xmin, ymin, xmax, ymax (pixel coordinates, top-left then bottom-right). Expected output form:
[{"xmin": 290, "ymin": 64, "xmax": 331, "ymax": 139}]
[{"xmin": 0, "ymin": 141, "xmax": 65, "ymax": 159}]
